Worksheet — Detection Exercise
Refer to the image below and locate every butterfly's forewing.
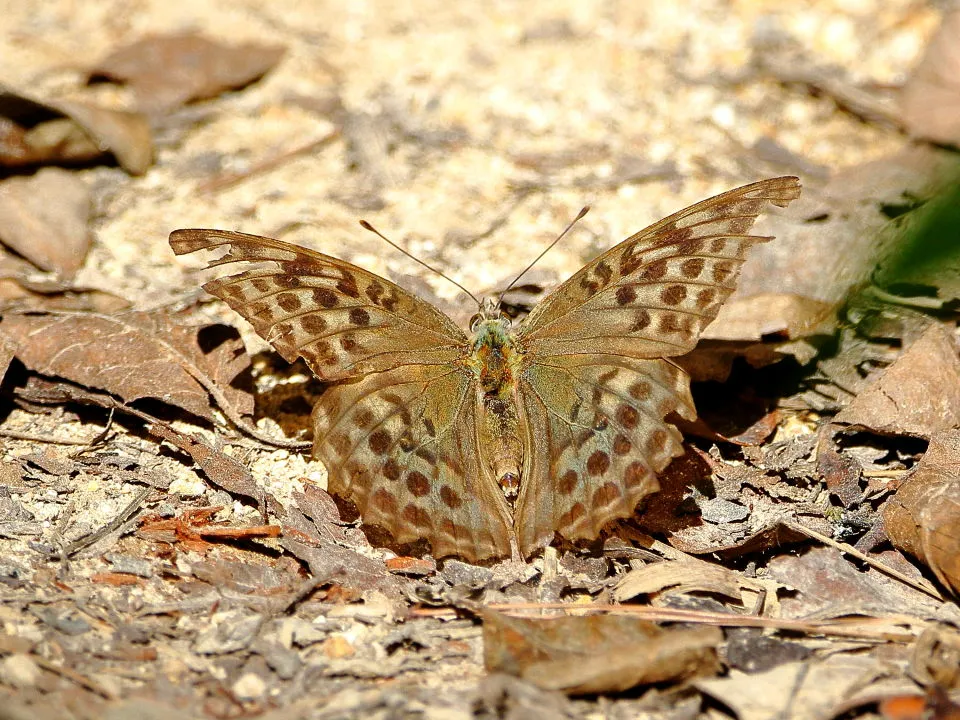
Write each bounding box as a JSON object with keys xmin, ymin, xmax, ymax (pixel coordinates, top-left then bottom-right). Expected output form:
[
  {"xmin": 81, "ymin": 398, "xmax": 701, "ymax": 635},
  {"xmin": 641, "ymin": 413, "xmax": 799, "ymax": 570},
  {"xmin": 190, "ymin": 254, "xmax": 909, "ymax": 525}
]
[
  {"xmin": 519, "ymin": 176, "xmax": 802, "ymax": 358},
  {"xmin": 169, "ymin": 230, "xmax": 468, "ymax": 381},
  {"xmin": 514, "ymin": 177, "xmax": 801, "ymax": 553},
  {"xmin": 170, "ymin": 229, "xmax": 512, "ymax": 561},
  {"xmin": 314, "ymin": 363, "xmax": 513, "ymax": 560}
]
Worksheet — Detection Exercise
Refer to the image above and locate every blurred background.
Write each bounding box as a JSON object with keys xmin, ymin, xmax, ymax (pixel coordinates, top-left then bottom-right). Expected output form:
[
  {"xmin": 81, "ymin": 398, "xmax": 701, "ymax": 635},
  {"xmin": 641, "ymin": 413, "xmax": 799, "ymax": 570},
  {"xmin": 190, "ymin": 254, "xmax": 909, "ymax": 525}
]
[{"xmin": 1, "ymin": 0, "xmax": 953, "ymax": 334}]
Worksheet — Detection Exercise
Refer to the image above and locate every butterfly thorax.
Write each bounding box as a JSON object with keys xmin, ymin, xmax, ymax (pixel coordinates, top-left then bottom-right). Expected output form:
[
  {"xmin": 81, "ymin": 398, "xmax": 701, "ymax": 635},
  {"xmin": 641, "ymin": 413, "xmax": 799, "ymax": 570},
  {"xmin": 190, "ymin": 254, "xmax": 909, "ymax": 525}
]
[
  {"xmin": 467, "ymin": 317, "xmax": 520, "ymax": 396},
  {"xmin": 464, "ymin": 315, "xmax": 526, "ymax": 501}
]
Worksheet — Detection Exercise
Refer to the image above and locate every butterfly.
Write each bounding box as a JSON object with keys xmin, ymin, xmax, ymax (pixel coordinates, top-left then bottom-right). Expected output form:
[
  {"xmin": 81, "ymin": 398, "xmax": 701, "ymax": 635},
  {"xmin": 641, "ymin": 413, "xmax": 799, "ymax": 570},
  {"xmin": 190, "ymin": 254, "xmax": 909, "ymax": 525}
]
[{"xmin": 170, "ymin": 176, "xmax": 801, "ymax": 562}]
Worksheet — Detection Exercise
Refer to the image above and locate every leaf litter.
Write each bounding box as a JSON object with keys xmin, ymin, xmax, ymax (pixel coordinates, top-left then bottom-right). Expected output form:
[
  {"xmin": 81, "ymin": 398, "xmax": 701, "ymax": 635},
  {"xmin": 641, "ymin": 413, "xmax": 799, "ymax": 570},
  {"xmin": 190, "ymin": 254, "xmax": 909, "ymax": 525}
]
[
  {"xmin": 0, "ymin": 86, "xmax": 153, "ymax": 175},
  {"xmin": 2, "ymin": 4, "xmax": 960, "ymax": 720}
]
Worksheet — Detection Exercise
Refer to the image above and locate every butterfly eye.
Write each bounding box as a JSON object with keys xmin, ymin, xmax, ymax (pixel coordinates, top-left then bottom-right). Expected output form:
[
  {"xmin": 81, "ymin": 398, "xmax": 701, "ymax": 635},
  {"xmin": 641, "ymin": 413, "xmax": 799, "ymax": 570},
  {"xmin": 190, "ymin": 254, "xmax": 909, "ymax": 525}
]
[{"xmin": 469, "ymin": 314, "xmax": 482, "ymax": 332}]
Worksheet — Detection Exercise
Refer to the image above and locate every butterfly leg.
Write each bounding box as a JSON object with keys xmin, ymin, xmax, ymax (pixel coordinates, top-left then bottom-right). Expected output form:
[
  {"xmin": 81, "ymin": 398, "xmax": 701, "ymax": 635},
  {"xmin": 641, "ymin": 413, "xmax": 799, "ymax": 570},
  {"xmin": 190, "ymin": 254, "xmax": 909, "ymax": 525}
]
[{"xmin": 509, "ymin": 535, "xmax": 523, "ymax": 563}]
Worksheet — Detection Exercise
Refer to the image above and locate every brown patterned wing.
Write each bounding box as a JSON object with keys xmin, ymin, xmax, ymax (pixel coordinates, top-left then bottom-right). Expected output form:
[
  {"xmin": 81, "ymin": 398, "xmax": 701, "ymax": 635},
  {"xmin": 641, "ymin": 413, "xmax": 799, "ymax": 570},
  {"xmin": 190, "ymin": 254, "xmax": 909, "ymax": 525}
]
[
  {"xmin": 515, "ymin": 355, "xmax": 694, "ymax": 555},
  {"xmin": 513, "ymin": 177, "xmax": 801, "ymax": 555},
  {"xmin": 171, "ymin": 229, "xmax": 512, "ymax": 561},
  {"xmin": 169, "ymin": 229, "xmax": 468, "ymax": 381},
  {"xmin": 518, "ymin": 176, "xmax": 802, "ymax": 358},
  {"xmin": 313, "ymin": 362, "xmax": 513, "ymax": 561}
]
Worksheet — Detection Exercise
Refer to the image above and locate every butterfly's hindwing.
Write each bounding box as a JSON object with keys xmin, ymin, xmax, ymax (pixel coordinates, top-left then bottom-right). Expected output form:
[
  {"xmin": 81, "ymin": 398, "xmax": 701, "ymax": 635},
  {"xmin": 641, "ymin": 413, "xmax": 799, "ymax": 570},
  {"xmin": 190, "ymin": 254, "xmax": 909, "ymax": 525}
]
[
  {"xmin": 515, "ymin": 355, "xmax": 694, "ymax": 554},
  {"xmin": 313, "ymin": 362, "xmax": 513, "ymax": 561}
]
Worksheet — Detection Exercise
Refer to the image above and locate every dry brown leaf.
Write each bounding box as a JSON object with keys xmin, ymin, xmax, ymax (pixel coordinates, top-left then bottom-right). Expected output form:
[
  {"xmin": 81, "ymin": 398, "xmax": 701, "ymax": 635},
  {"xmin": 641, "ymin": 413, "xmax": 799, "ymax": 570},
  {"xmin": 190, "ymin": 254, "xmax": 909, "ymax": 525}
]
[
  {"xmin": 289, "ymin": 485, "xmax": 348, "ymax": 545},
  {"xmin": 835, "ymin": 323, "xmax": 960, "ymax": 439},
  {"xmin": 278, "ymin": 535, "xmax": 402, "ymax": 600},
  {"xmin": 0, "ymin": 168, "xmax": 91, "ymax": 277},
  {"xmin": 680, "ymin": 286, "xmax": 834, "ymax": 383},
  {"xmin": 667, "ymin": 520, "xmax": 814, "ymax": 559},
  {"xmin": 144, "ymin": 422, "xmax": 267, "ymax": 508},
  {"xmin": 482, "ymin": 611, "xmax": 721, "ymax": 695},
  {"xmin": 900, "ymin": 10, "xmax": 960, "ymax": 146},
  {"xmin": 0, "ymin": 280, "xmax": 130, "ymax": 314},
  {"xmin": 817, "ymin": 424, "xmax": 864, "ymax": 507},
  {"xmin": 884, "ymin": 430, "xmax": 960, "ymax": 597},
  {"xmin": 696, "ymin": 655, "xmax": 883, "ymax": 720},
  {"xmin": 731, "ymin": 145, "xmax": 955, "ymax": 329},
  {"xmin": 91, "ymin": 34, "xmax": 285, "ymax": 113},
  {"xmin": 767, "ymin": 546, "xmax": 941, "ymax": 619},
  {"xmin": 704, "ymin": 292, "xmax": 835, "ymax": 342},
  {"xmin": 613, "ymin": 556, "xmax": 764, "ymax": 603},
  {"xmin": 0, "ymin": 86, "xmax": 152, "ymax": 174},
  {"xmin": 0, "ymin": 311, "xmax": 253, "ymax": 424},
  {"xmin": 52, "ymin": 99, "xmax": 154, "ymax": 175},
  {"xmin": 190, "ymin": 556, "xmax": 303, "ymax": 597}
]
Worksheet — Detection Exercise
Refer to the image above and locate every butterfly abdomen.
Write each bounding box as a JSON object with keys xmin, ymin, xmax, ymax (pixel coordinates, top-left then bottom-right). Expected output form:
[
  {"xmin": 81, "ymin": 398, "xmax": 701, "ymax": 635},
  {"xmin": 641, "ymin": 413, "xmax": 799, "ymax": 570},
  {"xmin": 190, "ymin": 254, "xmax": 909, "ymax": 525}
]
[{"xmin": 480, "ymin": 395, "xmax": 523, "ymax": 500}]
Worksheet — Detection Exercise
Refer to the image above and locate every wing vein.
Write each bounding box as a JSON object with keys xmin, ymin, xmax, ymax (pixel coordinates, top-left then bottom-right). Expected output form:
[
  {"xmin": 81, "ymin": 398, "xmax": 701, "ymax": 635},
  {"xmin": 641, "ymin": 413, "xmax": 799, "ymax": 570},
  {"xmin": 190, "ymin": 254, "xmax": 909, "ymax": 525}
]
[
  {"xmin": 324, "ymin": 367, "xmax": 460, "ymax": 441},
  {"xmin": 526, "ymin": 362, "xmax": 677, "ymax": 427}
]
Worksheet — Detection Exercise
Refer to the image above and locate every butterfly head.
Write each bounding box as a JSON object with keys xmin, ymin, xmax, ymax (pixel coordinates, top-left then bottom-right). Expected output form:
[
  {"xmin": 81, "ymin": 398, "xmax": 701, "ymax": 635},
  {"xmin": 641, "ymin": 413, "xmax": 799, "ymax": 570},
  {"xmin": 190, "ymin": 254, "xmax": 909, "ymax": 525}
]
[{"xmin": 469, "ymin": 297, "xmax": 510, "ymax": 334}]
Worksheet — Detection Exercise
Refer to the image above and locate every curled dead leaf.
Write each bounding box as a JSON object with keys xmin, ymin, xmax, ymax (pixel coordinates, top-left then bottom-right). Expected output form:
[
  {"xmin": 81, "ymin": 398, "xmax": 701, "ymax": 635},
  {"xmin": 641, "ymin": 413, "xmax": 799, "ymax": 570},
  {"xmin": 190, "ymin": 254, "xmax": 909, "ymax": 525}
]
[
  {"xmin": 900, "ymin": 10, "xmax": 960, "ymax": 146},
  {"xmin": 704, "ymin": 292, "xmax": 836, "ymax": 343},
  {"xmin": 817, "ymin": 424, "xmax": 864, "ymax": 508},
  {"xmin": 884, "ymin": 430, "xmax": 960, "ymax": 597},
  {"xmin": 145, "ymin": 422, "xmax": 268, "ymax": 509},
  {"xmin": 0, "ymin": 86, "xmax": 152, "ymax": 174},
  {"xmin": 0, "ymin": 311, "xmax": 253, "ymax": 424},
  {"xmin": 614, "ymin": 556, "xmax": 766, "ymax": 603},
  {"xmin": 0, "ymin": 168, "xmax": 91, "ymax": 277},
  {"xmin": 0, "ymin": 279, "xmax": 130, "ymax": 314},
  {"xmin": 835, "ymin": 323, "xmax": 960, "ymax": 439}
]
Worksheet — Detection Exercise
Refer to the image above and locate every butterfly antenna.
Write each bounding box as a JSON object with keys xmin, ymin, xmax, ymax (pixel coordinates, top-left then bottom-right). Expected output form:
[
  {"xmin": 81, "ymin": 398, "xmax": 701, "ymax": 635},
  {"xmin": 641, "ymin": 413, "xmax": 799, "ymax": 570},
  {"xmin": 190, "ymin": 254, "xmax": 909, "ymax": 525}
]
[
  {"xmin": 359, "ymin": 220, "xmax": 481, "ymax": 307},
  {"xmin": 497, "ymin": 206, "xmax": 590, "ymax": 306}
]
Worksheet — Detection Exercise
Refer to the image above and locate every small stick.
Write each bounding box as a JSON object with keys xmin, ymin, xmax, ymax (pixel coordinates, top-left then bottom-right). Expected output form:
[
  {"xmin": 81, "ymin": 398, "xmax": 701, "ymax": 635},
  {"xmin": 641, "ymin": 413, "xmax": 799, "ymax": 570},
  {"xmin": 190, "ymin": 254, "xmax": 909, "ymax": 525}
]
[
  {"xmin": 197, "ymin": 130, "xmax": 341, "ymax": 194},
  {"xmin": 0, "ymin": 429, "xmax": 92, "ymax": 446},
  {"xmin": 59, "ymin": 487, "xmax": 152, "ymax": 558},
  {"xmin": 32, "ymin": 655, "xmax": 118, "ymax": 699},
  {"xmin": 478, "ymin": 602, "xmax": 922, "ymax": 643}
]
